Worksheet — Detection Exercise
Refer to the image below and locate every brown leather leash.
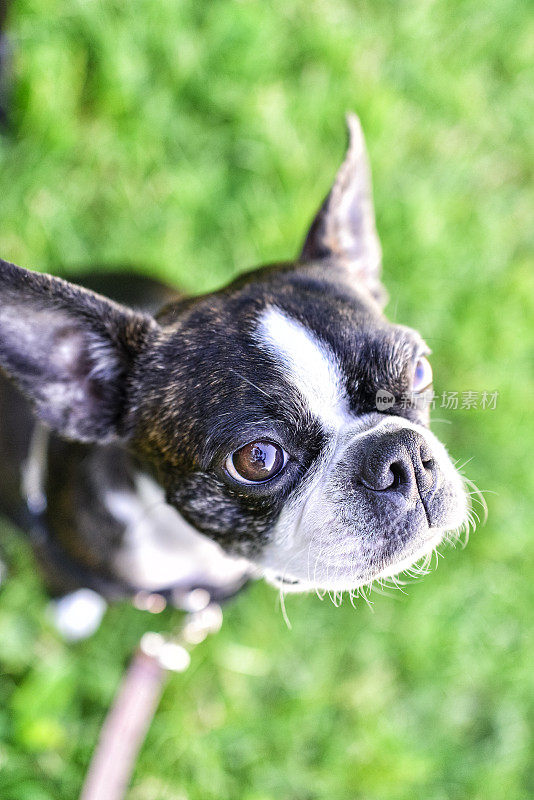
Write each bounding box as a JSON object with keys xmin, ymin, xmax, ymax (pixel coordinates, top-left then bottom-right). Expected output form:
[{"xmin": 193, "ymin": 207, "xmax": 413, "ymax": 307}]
[
  {"xmin": 79, "ymin": 594, "xmax": 223, "ymax": 800},
  {"xmin": 19, "ymin": 422, "xmax": 237, "ymax": 800}
]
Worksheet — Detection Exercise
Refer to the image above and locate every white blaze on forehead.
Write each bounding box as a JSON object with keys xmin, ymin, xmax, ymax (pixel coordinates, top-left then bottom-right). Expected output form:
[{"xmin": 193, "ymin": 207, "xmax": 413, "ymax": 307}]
[{"xmin": 257, "ymin": 306, "xmax": 350, "ymax": 429}]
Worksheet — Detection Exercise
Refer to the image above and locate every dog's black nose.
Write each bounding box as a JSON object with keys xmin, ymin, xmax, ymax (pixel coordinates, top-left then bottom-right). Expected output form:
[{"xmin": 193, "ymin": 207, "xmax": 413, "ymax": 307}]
[{"xmin": 360, "ymin": 429, "xmax": 437, "ymax": 499}]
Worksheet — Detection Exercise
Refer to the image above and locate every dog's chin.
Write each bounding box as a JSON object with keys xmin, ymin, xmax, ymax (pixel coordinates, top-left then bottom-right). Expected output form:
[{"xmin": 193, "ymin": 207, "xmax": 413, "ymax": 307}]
[{"xmin": 262, "ymin": 526, "xmax": 447, "ymax": 594}]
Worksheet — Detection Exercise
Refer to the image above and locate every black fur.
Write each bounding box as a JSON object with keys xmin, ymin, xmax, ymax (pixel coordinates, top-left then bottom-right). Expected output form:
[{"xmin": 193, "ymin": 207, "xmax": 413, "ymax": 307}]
[{"xmin": 0, "ymin": 117, "xmax": 466, "ymax": 599}]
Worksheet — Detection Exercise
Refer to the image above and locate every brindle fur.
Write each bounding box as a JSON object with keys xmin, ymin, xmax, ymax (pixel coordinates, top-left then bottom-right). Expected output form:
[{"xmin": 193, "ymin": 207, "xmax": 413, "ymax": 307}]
[{"xmin": 0, "ymin": 116, "xmax": 466, "ymax": 599}]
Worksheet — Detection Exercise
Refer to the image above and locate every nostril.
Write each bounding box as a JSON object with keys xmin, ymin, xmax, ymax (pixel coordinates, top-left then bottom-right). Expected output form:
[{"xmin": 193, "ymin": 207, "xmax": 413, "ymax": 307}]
[
  {"xmin": 360, "ymin": 458, "xmax": 410, "ymax": 492},
  {"xmin": 419, "ymin": 441, "xmax": 435, "ymax": 470},
  {"xmin": 388, "ymin": 462, "xmax": 406, "ymax": 490},
  {"xmin": 418, "ymin": 451, "xmax": 437, "ymax": 496}
]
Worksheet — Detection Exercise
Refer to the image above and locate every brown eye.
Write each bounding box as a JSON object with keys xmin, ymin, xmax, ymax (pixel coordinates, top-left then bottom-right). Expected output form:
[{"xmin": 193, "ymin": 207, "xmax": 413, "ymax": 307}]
[{"xmin": 225, "ymin": 441, "xmax": 287, "ymax": 484}]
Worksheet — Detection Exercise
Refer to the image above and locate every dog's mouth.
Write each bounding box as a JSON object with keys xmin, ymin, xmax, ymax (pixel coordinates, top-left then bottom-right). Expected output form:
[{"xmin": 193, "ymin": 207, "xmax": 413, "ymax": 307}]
[
  {"xmin": 262, "ymin": 525, "xmax": 449, "ymax": 594},
  {"xmin": 269, "ymin": 574, "xmax": 303, "ymax": 589}
]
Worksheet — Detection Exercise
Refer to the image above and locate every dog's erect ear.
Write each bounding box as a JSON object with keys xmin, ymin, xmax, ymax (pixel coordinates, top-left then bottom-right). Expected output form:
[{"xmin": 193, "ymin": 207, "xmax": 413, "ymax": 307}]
[
  {"xmin": 0, "ymin": 259, "xmax": 158, "ymax": 442},
  {"xmin": 300, "ymin": 113, "xmax": 386, "ymax": 306}
]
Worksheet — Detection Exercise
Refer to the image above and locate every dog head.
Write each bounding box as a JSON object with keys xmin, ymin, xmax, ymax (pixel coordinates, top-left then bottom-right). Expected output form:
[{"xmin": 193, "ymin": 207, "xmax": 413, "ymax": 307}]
[{"xmin": 0, "ymin": 115, "xmax": 468, "ymax": 593}]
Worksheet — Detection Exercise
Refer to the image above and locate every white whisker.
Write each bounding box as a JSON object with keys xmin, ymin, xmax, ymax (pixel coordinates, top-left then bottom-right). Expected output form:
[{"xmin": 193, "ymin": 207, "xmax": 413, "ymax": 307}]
[{"xmin": 278, "ymin": 589, "xmax": 292, "ymax": 629}]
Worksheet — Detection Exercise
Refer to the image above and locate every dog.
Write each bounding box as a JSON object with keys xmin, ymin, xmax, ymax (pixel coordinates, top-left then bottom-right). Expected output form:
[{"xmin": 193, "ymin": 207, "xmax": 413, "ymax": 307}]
[{"xmin": 0, "ymin": 115, "xmax": 468, "ymax": 634}]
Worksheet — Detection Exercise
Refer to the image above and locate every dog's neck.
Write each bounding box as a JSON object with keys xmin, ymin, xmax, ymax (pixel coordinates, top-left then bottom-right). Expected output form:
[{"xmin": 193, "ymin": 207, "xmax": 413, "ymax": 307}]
[
  {"xmin": 104, "ymin": 469, "xmax": 252, "ymax": 593},
  {"xmin": 17, "ymin": 415, "xmax": 251, "ymax": 600}
]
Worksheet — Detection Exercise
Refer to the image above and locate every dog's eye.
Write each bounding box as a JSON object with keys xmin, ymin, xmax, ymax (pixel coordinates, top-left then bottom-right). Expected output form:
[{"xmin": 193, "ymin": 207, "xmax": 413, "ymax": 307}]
[
  {"xmin": 413, "ymin": 356, "xmax": 433, "ymax": 392},
  {"xmin": 225, "ymin": 441, "xmax": 287, "ymax": 484}
]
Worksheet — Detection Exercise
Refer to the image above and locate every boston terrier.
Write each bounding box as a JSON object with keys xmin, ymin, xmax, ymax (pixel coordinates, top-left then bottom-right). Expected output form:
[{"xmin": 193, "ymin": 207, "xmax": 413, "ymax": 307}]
[{"xmin": 0, "ymin": 115, "xmax": 468, "ymax": 634}]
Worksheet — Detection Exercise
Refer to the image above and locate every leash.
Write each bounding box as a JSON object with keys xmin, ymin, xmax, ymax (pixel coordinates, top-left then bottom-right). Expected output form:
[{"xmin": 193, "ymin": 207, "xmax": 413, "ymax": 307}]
[
  {"xmin": 19, "ymin": 423, "xmax": 245, "ymax": 799},
  {"xmin": 79, "ymin": 592, "xmax": 223, "ymax": 800}
]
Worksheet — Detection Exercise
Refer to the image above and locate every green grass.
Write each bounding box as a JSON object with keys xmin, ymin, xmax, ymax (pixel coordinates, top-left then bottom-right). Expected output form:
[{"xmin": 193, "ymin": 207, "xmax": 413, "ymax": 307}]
[{"xmin": 0, "ymin": 0, "xmax": 533, "ymax": 798}]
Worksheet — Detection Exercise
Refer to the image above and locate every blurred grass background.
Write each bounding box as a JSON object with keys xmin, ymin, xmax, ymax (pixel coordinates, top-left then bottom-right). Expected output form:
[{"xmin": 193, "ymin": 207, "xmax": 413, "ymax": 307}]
[{"xmin": 0, "ymin": 0, "xmax": 533, "ymax": 798}]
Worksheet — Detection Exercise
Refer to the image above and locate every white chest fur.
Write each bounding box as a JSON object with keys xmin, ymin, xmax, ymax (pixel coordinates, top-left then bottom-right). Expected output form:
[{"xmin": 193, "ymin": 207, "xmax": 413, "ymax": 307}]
[{"xmin": 104, "ymin": 473, "xmax": 251, "ymax": 591}]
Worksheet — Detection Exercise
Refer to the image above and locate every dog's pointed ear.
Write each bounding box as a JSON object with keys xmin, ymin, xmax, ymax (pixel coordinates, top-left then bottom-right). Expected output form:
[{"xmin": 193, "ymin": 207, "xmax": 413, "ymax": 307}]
[
  {"xmin": 300, "ymin": 113, "xmax": 386, "ymax": 306},
  {"xmin": 0, "ymin": 259, "xmax": 159, "ymax": 442}
]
